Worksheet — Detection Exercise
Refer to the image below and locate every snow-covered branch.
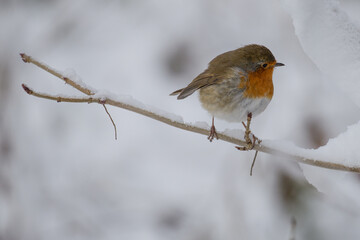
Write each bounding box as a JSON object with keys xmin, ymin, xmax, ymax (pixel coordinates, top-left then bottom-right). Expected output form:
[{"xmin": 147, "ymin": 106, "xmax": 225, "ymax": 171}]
[{"xmin": 20, "ymin": 53, "xmax": 360, "ymax": 173}]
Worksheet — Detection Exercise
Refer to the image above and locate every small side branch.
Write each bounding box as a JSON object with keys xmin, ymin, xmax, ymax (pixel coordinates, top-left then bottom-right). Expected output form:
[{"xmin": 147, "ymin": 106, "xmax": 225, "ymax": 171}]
[
  {"xmin": 22, "ymin": 84, "xmax": 97, "ymax": 103},
  {"xmin": 20, "ymin": 53, "xmax": 93, "ymax": 95},
  {"xmin": 20, "ymin": 53, "xmax": 360, "ymax": 174}
]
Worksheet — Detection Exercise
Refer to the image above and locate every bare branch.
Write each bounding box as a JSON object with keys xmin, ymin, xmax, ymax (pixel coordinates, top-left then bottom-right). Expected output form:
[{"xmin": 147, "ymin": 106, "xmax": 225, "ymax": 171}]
[{"xmin": 20, "ymin": 53, "xmax": 360, "ymax": 174}]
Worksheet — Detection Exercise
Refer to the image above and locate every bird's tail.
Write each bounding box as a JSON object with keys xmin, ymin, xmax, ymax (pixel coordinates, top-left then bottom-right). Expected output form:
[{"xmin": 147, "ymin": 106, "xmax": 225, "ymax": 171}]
[{"xmin": 169, "ymin": 88, "xmax": 183, "ymax": 97}]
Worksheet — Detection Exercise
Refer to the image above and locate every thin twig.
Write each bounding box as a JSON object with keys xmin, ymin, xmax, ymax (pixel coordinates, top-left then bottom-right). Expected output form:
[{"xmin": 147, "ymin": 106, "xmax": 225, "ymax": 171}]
[
  {"xmin": 250, "ymin": 150, "xmax": 258, "ymax": 176},
  {"xmin": 250, "ymin": 137, "xmax": 262, "ymax": 175},
  {"xmin": 20, "ymin": 53, "xmax": 360, "ymax": 174},
  {"xmin": 102, "ymin": 104, "xmax": 117, "ymax": 140}
]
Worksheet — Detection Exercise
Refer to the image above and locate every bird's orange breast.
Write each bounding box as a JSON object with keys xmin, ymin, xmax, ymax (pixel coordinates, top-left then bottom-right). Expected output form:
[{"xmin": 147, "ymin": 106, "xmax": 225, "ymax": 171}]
[{"xmin": 238, "ymin": 67, "xmax": 274, "ymax": 99}]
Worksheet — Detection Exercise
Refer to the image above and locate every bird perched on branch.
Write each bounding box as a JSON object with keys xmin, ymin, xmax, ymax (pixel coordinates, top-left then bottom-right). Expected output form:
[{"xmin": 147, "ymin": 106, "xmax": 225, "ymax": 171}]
[{"xmin": 170, "ymin": 44, "xmax": 284, "ymax": 149}]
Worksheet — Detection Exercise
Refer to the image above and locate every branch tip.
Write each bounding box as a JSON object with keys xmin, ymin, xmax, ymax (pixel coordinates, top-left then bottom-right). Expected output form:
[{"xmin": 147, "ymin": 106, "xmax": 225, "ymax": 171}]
[
  {"xmin": 21, "ymin": 84, "xmax": 33, "ymax": 94},
  {"xmin": 19, "ymin": 53, "xmax": 29, "ymax": 63}
]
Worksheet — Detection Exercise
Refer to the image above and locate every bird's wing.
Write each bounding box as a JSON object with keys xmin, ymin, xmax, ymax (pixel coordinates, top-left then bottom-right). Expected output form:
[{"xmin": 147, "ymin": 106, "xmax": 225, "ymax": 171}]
[{"xmin": 173, "ymin": 72, "xmax": 222, "ymax": 99}]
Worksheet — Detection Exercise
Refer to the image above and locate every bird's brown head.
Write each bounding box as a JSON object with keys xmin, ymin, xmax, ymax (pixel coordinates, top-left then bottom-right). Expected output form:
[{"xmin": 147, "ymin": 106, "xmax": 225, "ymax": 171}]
[
  {"xmin": 230, "ymin": 44, "xmax": 284, "ymax": 72},
  {"xmin": 207, "ymin": 44, "xmax": 284, "ymax": 76}
]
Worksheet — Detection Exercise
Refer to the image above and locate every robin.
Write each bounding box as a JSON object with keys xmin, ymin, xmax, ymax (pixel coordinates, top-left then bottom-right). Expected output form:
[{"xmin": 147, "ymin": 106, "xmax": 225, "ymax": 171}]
[{"xmin": 170, "ymin": 44, "xmax": 284, "ymax": 149}]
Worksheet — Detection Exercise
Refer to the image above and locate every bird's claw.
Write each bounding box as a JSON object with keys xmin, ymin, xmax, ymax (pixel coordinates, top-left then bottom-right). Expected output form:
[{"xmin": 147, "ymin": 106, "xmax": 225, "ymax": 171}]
[{"xmin": 208, "ymin": 125, "xmax": 218, "ymax": 142}]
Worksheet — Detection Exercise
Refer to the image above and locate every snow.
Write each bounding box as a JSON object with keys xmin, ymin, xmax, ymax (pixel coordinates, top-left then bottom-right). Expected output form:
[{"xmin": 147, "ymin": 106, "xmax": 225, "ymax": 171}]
[
  {"xmin": 62, "ymin": 68, "xmax": 98, "ymax": 94},
  {"xmin": 262, "ymin": 120, "xmax": 360, "ymax": 168},
  {"xmin": 3, "ymin": 0, "xmax": 360, "ymax": 239},
  {"xmin": 279, "ymin": 0, "xmax": 360, "ymax": 226},
  {"xmin": 191, "ymin": 121, "xmax": 209, "ymax": 129},
  {"xmin": 311, "ymin": 120, "xmax": 360, "ymax": 167},
  {"xmin": 282, "ymin": 0, "xmax": 360, "ymax": 107},
  {"xmin": 222, "ymin": 128, "xmax": 244, "ymax": 139},
  {"xmin": 95, "ymin": 89, "xmax": 185, "ymax": 123}
]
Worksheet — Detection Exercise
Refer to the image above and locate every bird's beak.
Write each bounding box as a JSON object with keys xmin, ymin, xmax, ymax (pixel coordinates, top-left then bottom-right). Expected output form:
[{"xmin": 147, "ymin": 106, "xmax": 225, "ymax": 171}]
[{"xmin": 275, "ymin": 62, "xmax": 285, "ymax": 67}]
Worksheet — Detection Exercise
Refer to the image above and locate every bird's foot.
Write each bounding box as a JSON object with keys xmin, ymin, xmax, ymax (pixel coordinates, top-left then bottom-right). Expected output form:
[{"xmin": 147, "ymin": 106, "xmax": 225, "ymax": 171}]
[
  {"xmin": 208, "ymin": 125, "xmax": 218, "ymax": 142},
  {"xmin": 207, "ymin": 116, "xmax": 218, "ymax": 142}
]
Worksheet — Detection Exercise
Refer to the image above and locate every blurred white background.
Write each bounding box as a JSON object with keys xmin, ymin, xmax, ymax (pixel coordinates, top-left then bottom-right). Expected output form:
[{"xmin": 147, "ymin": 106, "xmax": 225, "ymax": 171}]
[{"xmin": 1, "ymin": 0, "xmax": 360, "ymax": 239}]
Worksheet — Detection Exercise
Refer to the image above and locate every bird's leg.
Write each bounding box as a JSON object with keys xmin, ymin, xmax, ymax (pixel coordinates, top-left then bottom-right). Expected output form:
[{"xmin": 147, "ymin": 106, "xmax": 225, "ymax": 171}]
[{"xmin": 208, "ymin": 116, "xmax": 218, "ymax": 142}]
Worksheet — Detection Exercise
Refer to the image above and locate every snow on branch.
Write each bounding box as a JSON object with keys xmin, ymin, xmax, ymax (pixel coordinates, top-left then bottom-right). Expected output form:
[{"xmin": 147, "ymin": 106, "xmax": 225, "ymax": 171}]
[{"xmin": 20, "ymin": 53, "xmax": 360, "ymax": 173}]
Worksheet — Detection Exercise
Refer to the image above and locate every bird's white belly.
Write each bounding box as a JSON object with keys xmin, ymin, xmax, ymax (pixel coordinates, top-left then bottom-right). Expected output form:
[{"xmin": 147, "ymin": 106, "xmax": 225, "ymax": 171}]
[{"xmin": 206, "ymin": 97, "xmax": 271, "ymax": 122}]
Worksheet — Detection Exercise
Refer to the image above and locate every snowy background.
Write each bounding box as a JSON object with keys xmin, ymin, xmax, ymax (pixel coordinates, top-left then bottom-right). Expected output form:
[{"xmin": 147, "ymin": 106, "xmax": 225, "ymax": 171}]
[{"xmin": 1, "ymin": 0, "xmax": 360, "ymax": 239}]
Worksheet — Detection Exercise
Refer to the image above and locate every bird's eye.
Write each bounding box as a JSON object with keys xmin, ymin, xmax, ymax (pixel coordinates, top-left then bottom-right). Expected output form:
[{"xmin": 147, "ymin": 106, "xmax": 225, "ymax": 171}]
[{"xmin": 262, "ymin": 63, "xmax": 268, "ymax": 68}]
